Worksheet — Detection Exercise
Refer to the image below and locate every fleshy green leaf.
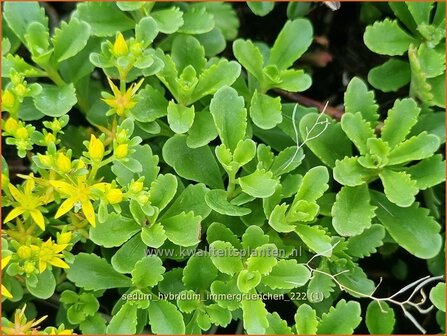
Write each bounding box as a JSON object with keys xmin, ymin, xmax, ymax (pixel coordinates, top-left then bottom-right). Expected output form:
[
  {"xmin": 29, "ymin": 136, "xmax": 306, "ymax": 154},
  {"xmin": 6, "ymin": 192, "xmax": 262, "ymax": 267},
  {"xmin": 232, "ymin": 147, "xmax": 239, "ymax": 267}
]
[
  {"xmin": 246, "ymin": 244, "xmax": 278, "ymax": 275},
  {"xmin": 148, "ymin": 300, "xmax": 185, "ymax": 334},
  {"xmin": 162, "ymin": 211, "xmax": 201, "ymax": 247},
  {"xmin": 183, "ymin": 255, "xmax": 218, "ymax": 290},
  {"xmin": 209, "ymin": 241, "xmax": 243, "ymax": 275},
  {"xmin": 163, "ymin": 135, "xmax": 223, "ymax": 189},
  {"xmin": 317, "ymin": 300, "xmax": 361, "ymax": 334},
  {"xmin": 381, "ymin": 98, "xmax": 421, "ymax": 149},
  {"xmin": 187, "ymin": 109, "xmax": 218, "ymax": 148},
  {"xmin": 106, "ymin": 302, "xmax": 138, "ymax": 334},
  {"xmin": 405, "ymin": 155, "xmax": 446, "ymax": 190},
  {"xmin": 333, "ymin": 157, "xmax": 372, "ymax": 187},
  {"xmin": 262, "ymin": 259, "xmax": 311, "ymax": 289},
  {"xmin": 295, "ymin": 304, "xmax": 318, "ymax": 334},
  {"xmin": 74, "ymin": 2, "xmax": 135, "ymax": 36},
  {"xmin": 34, "ymin": 84, "xmax": 77, "ymax": 117},
  {"xmin": 417, "ymin": 43, "xmax": 445, "ymax": 78},
  {"xmin": 151, "ymin": 7, "xmax": 184, "ymax": 34},
  {"xmin": 149, "ymin": 173, "xmax": 177, "ymax": 211},
  {"xmin": 111, "ymin": 235, "xmax": 147, "ymax": 274},
  {"xmin": 250, "ymin": 90, "xmax": 282, "ymax": 130},
  {"xmin": 344, "ymin": 77, "xmax": 379, "ymax": 124},
  {"xmin": 89, "ymin": 214, "xmax": 140, "ymax": 248},
  {"xmin": 366, "ymin": 301, "xmax": 395, "ymax": 334},
  {"xmin": 237, "ymin": 269, "xmax": 261, "ymax": 292},
  {"xmin": 295, "ymin": 166, "xmax": 329, "ymax": 202},
  {"xmin": 307, "ymin": 266, "xmax": 335, "ymax": 302},
  {"xmin": 341, "ymin": 112, "xmax": 376, "ymax": 155},
  {"xmin": 178, "ymin": 7, "xmax": 214, "ymax": 34},
  {"xmin": 3, "ymin": 2, "xmax": 48, "ymax": 45},
  {"xmin": 167, "ymin": 101, "xmax": 195, "ymax": 134},
  {"xmin": 332, "ymin": 185, "xmax": 376, "ymax": 236},
  {"xmin": 368, "ymin": 59, "xmax": 411, "ymax": 92},
  {"xmin": 266, "ymin": 312, "xmax": 293, "ymax": 334},
  {"xmin": 430, "ymin": 283, "xmax": 446, "ymax": 312},
  {"xmin": 239, "ymin": 169, "xmax": 278, "ymax": 198},
  {"xmin": 141, "ymin": 223, "xmax": 166, "ymax": 249},
  {"xmin": 205, "ymin": 189, "xmax": 251, "ymax": 216},
  {"xmin": 379, "ymin": 169, "xmax": 418, "ymax": 207},
  {"xmin": 364, "ymin": 18, "xmax": 416, "ymax": 56},
  {"xmin": 247, "ymin": 2, "xmax": 275, "ymax": 16},
  {"xmin": 67, "ymin": 253, "xmax": 131, "ymax": 290},
  {"xmin": 131, "ymin": 256, "xmax": 165, "ymax": 288},
  {"xmin": 270, "ymin": 19, "xmax": 313, "ymax": 70},
  {"xmin": 372, "ymin": 191, "xmax": 442, "ymax": 259},
  {"xmin": 387, "ymin": 132, "xmax": 440, "ymax": 165},
  {"xmin": 191, "ymin": 60, "xmax": 241, "ymax": 103},
  {"xmin": 295, "ymin": 224, "xmax": 332, "ymax": 256},
  {"xmin": 26, "ymin": 269, "xmax": 55, "ymax": 299},
  {"xmin": 346, "ymin": 224, "xmax": 386, "ymax": 258},
  {"xmin": 269, "ymin": 203, "xmax": 295, "ymax": 233},
  {"xmin": 233, "ymin": 39, "xmax": 264, "ymax": 81},
  {"xmin": 407, "ymin": 2, "xmax": 433, "ymax": 25},
  {"xmin": 171, "ymin": 35, "xmax": 206, "ymax": 73},
  {"xmin": 163, "ymin": 183, "xmax": 211, "ymax": 219},
  {"xmin": 210, "ymin": 86, "xmax": 247, "ymax": 152},
  {"xmin": 298, "ymin": 113, "xmax": 352, "ymax": 167},
  {"xmin": 207, "ymin": 222, "xmax": 242, "ymax": 249},
  {"xmin": 52, "ymin": 18, "xmax": 91, "ymax": 62},
  {"xmin": 241, "ymin": 299, "xmax": 269, "ymax": 334},
  {"xmin": 135, "ymin": 17, "xmax": 158, "ymax": 47}
]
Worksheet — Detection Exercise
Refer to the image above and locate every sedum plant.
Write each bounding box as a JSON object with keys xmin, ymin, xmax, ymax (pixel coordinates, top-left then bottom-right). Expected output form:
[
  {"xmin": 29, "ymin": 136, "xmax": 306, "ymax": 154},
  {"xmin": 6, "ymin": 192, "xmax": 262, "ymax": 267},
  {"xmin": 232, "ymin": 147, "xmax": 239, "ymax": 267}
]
[
  {"xmin": 363, "ymin": 1, "xmax": 445, "ymax": 107},
  {"xmin": 1, "ymin": 1, "xmax": 445, "ymax": 335}
]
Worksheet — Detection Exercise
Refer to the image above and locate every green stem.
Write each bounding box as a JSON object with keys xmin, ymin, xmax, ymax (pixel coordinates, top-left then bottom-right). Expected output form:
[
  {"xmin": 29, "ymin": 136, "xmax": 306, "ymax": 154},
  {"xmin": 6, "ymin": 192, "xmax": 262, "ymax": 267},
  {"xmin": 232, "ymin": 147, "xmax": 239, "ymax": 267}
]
[
  {"xmin": 44, "ymin": 65, "xmax": 66, "ymax": 86},
  {"xmin": 226, "ymin": 171, "xmax": 237, "ymax": 199}
]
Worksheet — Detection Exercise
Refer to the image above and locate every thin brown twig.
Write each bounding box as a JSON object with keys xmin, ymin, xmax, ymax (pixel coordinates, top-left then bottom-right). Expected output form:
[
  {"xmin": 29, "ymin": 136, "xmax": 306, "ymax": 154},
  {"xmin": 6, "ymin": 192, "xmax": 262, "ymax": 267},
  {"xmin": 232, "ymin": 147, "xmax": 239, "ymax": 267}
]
[{"xmin": 274, "ymin": 89, "xmax": 344, "ymax": 120}]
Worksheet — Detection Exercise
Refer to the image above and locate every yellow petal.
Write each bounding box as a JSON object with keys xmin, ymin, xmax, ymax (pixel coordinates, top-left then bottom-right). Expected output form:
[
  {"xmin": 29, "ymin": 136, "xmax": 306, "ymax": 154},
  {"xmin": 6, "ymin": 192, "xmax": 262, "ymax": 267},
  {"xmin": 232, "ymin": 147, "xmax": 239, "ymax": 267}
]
[
  {"xmin": 39, "ymin": 260, "xmax": 47, "ymax": 273},
  {"xmin": 81, "ymin": 200, "xmax": 96, "ymax": 227},
  {"xmin": 23, "ymin": 179, "xmax": 35, "ymax": 195},
  {"xmin": 2, "ymin": 255, "xmax": 12, "ymax": 270},
  {"xmin": 107, "ymin": 77, "xmax": 121, "ymax": 97},
  {"xmin": 3, "ymin": 207, "xmax": 25, "ymax": 223},
  {"xmin": 7, "ymin": 184, "xmax": 24, "ymax": 203},
  {"xmin": 55, "ymin": 198, "xmax": 76, "ymax": 219},
  {"xmin": 52, "ymin": 243, "xmax": 68, "ymax": 253},
  {"xmin": 30, "ymin": 209, "xmax": 45, "ymax": 231},
  {"xmin": 130, "ymin": 78, "xmax": 144, "ymax": 95},
  {"xmin": 49, "ymin": 257, "xmax": 69, "ymax": 269},
  {"xmin": 102, "ymin": 98, "xmax": 119, "ymax": 109},
  {"xmin": 2, "ymin": 284, "xmax": 13, "ymax": 299},
  {"xmin": 50, "ymin": 180, "xmax": 77, "ymax": 195}
]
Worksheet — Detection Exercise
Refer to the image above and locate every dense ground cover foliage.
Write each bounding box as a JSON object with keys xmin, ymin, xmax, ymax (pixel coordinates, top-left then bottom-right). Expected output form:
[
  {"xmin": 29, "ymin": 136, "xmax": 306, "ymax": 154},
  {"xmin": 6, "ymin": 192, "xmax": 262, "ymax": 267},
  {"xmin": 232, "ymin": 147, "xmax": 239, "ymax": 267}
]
[{"xmin": 1, "ymin": 1, "xmax": 445, "ymax": 334}]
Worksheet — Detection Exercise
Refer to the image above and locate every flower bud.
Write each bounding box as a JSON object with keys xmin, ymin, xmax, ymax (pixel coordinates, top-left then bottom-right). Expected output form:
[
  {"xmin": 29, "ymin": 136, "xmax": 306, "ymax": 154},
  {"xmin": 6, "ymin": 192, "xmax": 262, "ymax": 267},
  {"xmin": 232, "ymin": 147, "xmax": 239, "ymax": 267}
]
[
  {"xmin": 14, "ymin": 83, "xmax": 27, "ymax": 97},
  {"xmin": 115, "ymin": 143, "xmax": 129, "ymax": 159},
  {"xmin": 4, "ymin": 118, "xmax": 18, "ymax": 134},
  {"xmin": 88, "ymin": 135, "xmax": 104, "ymax": 161},
  {"xmin": 56, "ymin": 153, "xmax": 71, "ymax": 173},
  {"xmin": 2, "ymin": 90, "xmax": 15, "ymax": 109},
  {"xmin": 23, "ymin": 261, "xmax": 35, "ymax": 274},
  {"xmin": 38, "ymin": 154, "xmax": 52, "ymax": 167},
  {"xmin": 137, "ymin": 194, "xmax": 149, "ymax": 204},
  {"xmin": 112, "ymin": 33, "xmax": 129, "ymax": 57},
  {"xmin": 130, "ymin": 41, "xmax": 143, "ymax": 56},
  {"xmin": 106, "ymin": 188, "xmax": 123, "ymax": 204},
  {"xmin": 44, "ymin": 133, "xmax": 56, "ymax": 145},
  {"xmin": 57, "ymin": 232, "xmax": 72, "ymax": 245},
  {"xmin": 15, "ymin": 127, "xmax": 29, "ymax": 140},
  {"xmin": 17, "ymin": 246, "xmax": 32, "ymax": 260},
  {"xmin": 130, "ymin": 181, "xmax": 144, "ymax": 193},
  {"xmin": 50, "ymin": 119, "xmax": 62, "ymax": 132}
]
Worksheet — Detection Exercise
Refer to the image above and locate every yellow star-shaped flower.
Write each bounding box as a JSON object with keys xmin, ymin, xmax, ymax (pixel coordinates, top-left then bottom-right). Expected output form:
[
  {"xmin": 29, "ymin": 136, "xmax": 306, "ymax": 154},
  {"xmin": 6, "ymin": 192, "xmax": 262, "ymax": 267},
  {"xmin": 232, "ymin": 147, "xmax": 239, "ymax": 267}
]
[
  {"xmin": 102, "ymin": 77, "xmax": 143, "ymax": 117},
  {"xmin": 38, "ymin": 238, "xmax": 69, "ymax": 273},
  {"xmin": 4, "ymin": 179, "xmax": 47, "ymax": 230},
  {"xmin": 51, "ymin": 176, "xmax": 108, "ymax": 227}
]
